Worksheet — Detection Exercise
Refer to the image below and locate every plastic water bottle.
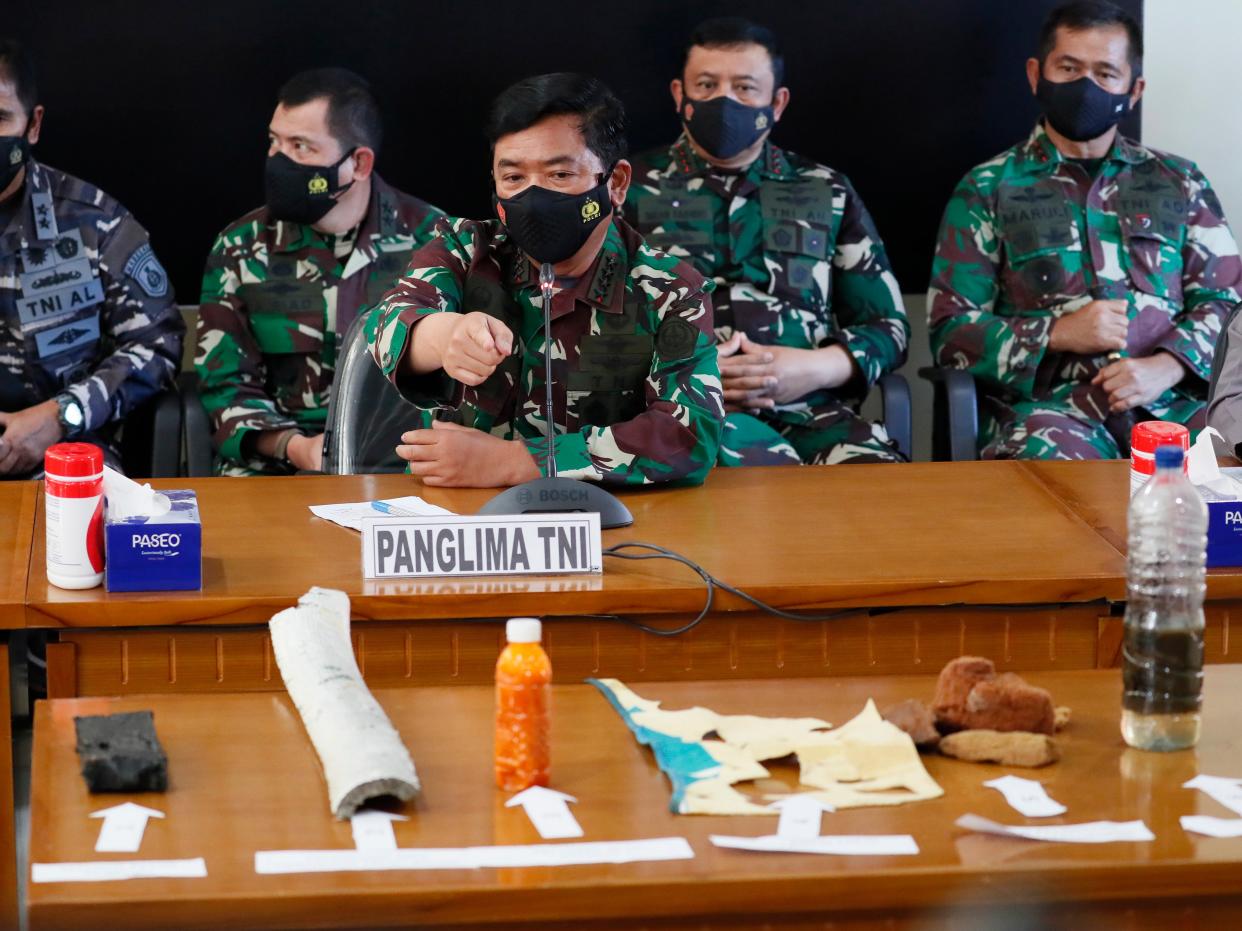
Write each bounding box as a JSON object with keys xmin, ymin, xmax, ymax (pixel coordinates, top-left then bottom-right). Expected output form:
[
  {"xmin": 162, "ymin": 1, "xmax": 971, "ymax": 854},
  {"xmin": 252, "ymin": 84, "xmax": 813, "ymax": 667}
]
[
  {"xmin": 495, "ymin": 618, "xmax": 551, "ymax": 791},
  {"xmin": 1122, "ymin": 444, "xmax": 1206, "ymax": 751}
]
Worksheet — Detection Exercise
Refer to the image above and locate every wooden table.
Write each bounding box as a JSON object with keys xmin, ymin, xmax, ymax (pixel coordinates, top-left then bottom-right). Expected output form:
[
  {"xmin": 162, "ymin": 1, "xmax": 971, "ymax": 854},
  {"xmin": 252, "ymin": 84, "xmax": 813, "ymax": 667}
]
[
  {"xmin": 0, "ymin": 481, "xmax": 36, "ymax": 629},
  {"xmin": 0, "ymin": 482, "xmax": 35, "ymax": 930},
  {"xmin": 27, "ymin": 463, "xmax": 1142, "ymax": 696},
  {"xmin": 27, "ymin": 666, "xmax": 1242, "ymax": 930}
]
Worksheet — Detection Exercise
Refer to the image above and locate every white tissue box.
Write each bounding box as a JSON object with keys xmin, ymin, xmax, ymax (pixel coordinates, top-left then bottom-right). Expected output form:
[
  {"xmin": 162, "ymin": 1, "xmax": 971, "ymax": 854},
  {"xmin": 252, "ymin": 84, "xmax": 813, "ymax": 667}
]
[{"xmin": 105, "ymin": 490, "xmax": 202, "ymax": 592}]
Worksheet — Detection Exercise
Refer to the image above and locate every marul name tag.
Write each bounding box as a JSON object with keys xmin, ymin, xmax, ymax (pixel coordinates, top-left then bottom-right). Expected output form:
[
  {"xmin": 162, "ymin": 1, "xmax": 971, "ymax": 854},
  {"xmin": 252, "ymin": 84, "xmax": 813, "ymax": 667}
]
[{"xmin": 361, "ymin": 513, "xmax": 603, "ymax": 579}]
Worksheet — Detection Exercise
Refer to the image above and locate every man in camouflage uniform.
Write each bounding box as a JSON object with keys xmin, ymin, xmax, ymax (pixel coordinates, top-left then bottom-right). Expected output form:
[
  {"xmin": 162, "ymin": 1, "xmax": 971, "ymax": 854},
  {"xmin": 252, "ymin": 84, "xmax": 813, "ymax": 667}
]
[
  {"xmin": 367, "ymin": 73, "xmax": 722, "ymax": 487},
  {"xmin": 929, "ymin": 1, "xmax": 1242, "ymax": 460},
  {"xmin": 0, "ymin": 39, "xmax": 182, "ymax": 477},
  {"xmin": 625, "ymin": 17, "xmax": 909, "ymax": 466},
  {"xmin": 196, "ymin": 68, "xmax": 443, "ymax": 476}
]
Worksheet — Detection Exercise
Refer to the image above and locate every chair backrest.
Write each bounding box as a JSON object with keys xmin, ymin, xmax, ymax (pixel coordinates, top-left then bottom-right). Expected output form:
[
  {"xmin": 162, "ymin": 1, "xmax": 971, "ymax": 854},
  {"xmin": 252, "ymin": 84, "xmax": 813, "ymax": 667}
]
[
  {"xmin": 321, "ymin": 311, "xmax": 430, "ymax": 475},
  {"xmin": 1206, "ymin": 300, "xmax": 1242, "ymax": 449}
]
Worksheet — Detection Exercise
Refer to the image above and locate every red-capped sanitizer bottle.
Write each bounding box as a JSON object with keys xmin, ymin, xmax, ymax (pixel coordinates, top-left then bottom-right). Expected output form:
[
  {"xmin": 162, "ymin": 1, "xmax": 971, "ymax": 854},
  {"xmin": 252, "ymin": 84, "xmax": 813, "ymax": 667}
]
[{"xmin": 44, "ymin": 443, "xmax": 105, "ymax": 590}]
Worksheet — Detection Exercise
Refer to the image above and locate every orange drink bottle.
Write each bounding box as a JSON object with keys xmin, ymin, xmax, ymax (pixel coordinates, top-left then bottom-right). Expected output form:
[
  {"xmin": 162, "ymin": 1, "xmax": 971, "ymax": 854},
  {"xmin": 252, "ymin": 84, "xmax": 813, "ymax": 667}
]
[{"xmin": 495, "ymin": 617, "xmax": 551, "ymax": 791}]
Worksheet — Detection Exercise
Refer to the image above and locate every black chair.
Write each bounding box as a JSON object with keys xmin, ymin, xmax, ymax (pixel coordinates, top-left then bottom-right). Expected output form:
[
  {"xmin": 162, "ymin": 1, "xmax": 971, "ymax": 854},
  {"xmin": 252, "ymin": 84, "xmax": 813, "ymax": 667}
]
[
  {"xmin": 119, "ymin": 386, "xmax": 183, "ymax": 478},
  {"xmin": 180, "ymin": 371, "xmax": 215, "ymax": 477},
  {"xmin": 878, "ymin": 373, "xmax": 913, "ymax": 461},
  {"xmin": 918, "ymin": 366, "xmax": 979, "ymax": 462},
  {"xmin": 321, "ymin": 312, "xmax": 428, "ymax": 475}
]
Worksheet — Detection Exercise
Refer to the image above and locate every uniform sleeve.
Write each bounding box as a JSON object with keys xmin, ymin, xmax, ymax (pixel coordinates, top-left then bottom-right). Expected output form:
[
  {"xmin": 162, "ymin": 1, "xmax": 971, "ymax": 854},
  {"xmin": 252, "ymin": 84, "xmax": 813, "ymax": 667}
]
[
  {"xmin": 1155, "ymin": 166, "xmax": 1242, "ymax": 391},
  {"xmin": 366, "ymin": 217, "xmax": 469, "ymax": 407},
  {"xmin": 927, "ymin": 173, "xmax": 1053, "ymax": 397},
  {"xmin": 526, "ymin": 283, "xmax": 724, "ymax": 487},
  {"xmin": 829, "ymin": 179, "xmax": 909, "ymax": 385},
  {"xmin": 66, "ymin": 212, "xmax": 183, "ymax": 433},
  {"xmin": 194, "ymin": 231, "xmax": 295, "ymax": 465}
]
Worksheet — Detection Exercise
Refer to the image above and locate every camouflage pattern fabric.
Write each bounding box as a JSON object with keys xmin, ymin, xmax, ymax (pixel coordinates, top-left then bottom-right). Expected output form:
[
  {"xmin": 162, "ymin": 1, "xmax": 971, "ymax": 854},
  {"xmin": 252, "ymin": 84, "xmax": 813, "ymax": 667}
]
[
  {"xmin": 366, "ymin": 215, "xmax": 724, "ymax": 485},
  {"xmin": 929, "ymin": 122, "xmax": 1242, "ymax": 460},
  {"xmin": 625, "ymin": 136, "xmax": 909, "ymax": 465},
  {"xmin": 0, "ymin": 159, "xmax": 183, "ymax": 472},
  {"xmin": 195, "ymin": 175, "xmax": 443, "ymax": 475}
]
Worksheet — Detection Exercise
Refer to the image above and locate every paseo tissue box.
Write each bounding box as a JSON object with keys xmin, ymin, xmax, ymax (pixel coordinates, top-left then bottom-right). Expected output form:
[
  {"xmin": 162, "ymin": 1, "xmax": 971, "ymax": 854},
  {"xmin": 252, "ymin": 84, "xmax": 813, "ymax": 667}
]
[{"xmin": 105, "ymin": 489, "xmax": 202, "ymax": 592}]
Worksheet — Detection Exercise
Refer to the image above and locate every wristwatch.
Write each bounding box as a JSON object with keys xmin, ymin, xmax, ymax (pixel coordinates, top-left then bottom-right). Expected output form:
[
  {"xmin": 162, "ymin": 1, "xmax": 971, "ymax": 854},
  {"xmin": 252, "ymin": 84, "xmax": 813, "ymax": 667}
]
[{"xmin": 55, "ymin": 393, "xmax": 86, "ymax": 440}]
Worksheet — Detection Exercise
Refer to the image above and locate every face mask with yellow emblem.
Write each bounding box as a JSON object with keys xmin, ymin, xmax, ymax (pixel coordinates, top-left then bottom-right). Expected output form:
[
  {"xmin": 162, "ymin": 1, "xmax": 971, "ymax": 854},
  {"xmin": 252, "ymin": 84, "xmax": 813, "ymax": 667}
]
[
  {"xmin": 0, "ymin": 134, "xmax": 31, "ymax": 192},
  {"xmin": 264, "ymin": 148, "xmax": 356, "ymax": 226},
  {"xmin": 494, "ymin": 168, "xmax": 613, "ymax": 265},
  {"xmin": 680, "ymin": 95, "xmax": 774, "ymax": 160}
]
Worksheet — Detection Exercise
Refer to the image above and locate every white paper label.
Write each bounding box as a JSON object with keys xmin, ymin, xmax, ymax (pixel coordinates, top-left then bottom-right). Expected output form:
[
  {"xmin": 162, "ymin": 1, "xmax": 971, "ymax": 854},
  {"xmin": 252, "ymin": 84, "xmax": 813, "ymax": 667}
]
[
  {"xmin": 32, "ymin": 858, "xmax": 207, "ymax": 883},
  {"xmin": 1181, "ymin": 815, "xmax": 1242, "ymax": 838},
  {"xmin": 956, "ymin": 813, "xmax": 1154, "ymax": 843},
  {"xmin": 254, "ymin": 837, "xmax": 693, "ymax": 874},
  {"xmin": 709, "ymin": 834, "xmax": 918, "ymax": 856},
  {"xmin": 1184, "ymin": 775, "xmax": 1242, "ymax": 816},
  {"xmin": 505, "ymin": 786, "xmax": 583, "ymax": 839},
  {"xmin": 983, "ymin": 776, "xmax": 1067, "ymax": 818}
]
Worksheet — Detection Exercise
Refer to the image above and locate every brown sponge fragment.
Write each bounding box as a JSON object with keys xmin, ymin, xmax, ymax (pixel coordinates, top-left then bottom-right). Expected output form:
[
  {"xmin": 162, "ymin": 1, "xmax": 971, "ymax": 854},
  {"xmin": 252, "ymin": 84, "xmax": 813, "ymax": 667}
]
[
  {"xmin": 934, "ymin": 657, "xmax": 1056, "ymax": 735},
  {"xmin": 939, "ymin": 730, "xmax": 1059, "ymax": 767},
  {"xmin": 882, "ymin": 699, "xmax": 941, "ymax": 749}
]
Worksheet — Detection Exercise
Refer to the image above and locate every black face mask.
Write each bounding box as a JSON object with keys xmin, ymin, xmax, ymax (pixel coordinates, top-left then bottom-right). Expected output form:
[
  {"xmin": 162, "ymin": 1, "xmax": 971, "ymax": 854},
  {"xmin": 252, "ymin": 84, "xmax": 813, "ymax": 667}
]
[
  {"xmin": 0, "ymin": 134, "xmax": 31, "ymax": 191},
  {"xmin": 1036, "ymin": 75, "xmax": 1132, "ymax": 142},
  {"xmin": 494, "ymin": 173, "xmax": 613, "ymax": 265},
  {"xmin": 264, "ymin": 148, "xmax": 355, "ymax": 225},
  {"xmin": 680, "ymin": 95, "xmax": 774, "ymax": 160}
]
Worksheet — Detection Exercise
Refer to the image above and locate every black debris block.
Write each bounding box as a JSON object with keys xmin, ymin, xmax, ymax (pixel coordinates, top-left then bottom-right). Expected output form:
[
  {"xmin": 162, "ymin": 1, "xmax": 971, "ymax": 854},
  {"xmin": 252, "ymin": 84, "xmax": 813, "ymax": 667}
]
[{"xmin": 74, "ymin": 710, "xmax": 168, "ymax": 793}]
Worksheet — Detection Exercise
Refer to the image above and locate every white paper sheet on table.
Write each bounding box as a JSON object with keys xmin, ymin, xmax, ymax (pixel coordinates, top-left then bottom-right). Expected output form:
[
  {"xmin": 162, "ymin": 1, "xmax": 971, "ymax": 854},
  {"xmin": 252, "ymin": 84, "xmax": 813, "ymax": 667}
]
[
  {"xmin": 956, "ymin": 813, "xmax": 1154, "ymax": 843},
  {"xmin": 1181, "ymin": 815, "xmax": 1242, "ymax": 838},
  {"xmin": 309, "ymin": 496, "xmax": 455, "ymax": 531},
  {"xmin": 709, "ymin": 834, "xmax": 918, "ymax": 856}
]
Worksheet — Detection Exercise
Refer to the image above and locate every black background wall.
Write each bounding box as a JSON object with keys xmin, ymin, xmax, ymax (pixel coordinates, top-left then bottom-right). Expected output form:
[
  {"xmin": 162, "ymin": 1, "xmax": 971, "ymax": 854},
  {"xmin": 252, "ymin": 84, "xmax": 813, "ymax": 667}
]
[{"xmin": 8, "ymin": 0, "xmax": 1142, "ymax": 300}]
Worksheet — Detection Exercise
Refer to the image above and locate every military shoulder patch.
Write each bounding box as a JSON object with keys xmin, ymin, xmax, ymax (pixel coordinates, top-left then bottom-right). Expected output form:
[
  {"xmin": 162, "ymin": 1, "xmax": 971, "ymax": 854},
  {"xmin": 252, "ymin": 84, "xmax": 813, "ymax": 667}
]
[
  {"xmin": 657, "ymin": 316, "xmax": 699, "ymax": 360},
  {"xmin": 123, "ymin": 243, "xmax": 170, "ymax": 298}
]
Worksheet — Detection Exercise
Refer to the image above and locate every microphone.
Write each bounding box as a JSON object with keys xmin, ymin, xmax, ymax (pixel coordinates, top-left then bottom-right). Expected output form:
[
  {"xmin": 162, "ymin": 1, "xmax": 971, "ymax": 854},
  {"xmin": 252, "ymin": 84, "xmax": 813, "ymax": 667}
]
[
  {"xmin": 540, "ymin": 262, "xmax": 558, "ymax": 480},
  {"xmin": 477, "ymin": 259, "xmax": 633, "ymax": 528}
]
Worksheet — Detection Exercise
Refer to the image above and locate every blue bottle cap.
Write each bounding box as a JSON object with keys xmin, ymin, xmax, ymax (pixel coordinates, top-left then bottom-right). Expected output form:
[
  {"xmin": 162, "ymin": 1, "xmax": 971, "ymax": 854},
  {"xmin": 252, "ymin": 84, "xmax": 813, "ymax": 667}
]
[{"xmin": 1155, "ymin": 444, "xmax": 1184, "ymax": 469}]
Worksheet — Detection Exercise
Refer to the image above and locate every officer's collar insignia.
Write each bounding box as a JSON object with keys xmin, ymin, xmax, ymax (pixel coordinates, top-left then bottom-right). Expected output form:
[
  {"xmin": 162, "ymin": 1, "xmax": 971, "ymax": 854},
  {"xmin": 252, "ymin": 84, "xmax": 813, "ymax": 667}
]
[
  {"xmin": 581, "ymin": 197, "xmax": 601, "ymax": 222},
  {"xmin": 308, "ymin": 173, "xmax": 329, "ymax": 195}
]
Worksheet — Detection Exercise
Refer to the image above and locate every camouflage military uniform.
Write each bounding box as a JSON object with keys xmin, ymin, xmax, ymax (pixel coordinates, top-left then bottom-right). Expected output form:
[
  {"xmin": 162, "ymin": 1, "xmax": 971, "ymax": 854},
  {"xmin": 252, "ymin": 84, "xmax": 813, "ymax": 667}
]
[
  {"xmin": 929, "ymin": 122, "xmax": 1242, "ymax": 459},
  {"xmin": 366, "ymin": 216, "xmax": 724, "ymax": 485},
  {"xmin": 0, "ymin": 159, "xmax": 183, "ymax": 474},
  {"xmin": 196, "ymin": 175, "xmax": 443, "ymax": 475},
  {"xmin": 625, "ymin": 137, "xmax": 909, "ymax": 466}
]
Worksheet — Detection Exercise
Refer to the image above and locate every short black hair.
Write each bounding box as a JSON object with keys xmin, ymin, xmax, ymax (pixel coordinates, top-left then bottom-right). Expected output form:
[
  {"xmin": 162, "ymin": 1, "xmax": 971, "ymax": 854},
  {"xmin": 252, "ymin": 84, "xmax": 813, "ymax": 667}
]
[
  {"xmin": 1038, "ymin": 1, "xmax": 1143, "ymax": 75},
  {"xmin": 0, "ymin": 38, "xmax": 38, "ymax": 118},
  {"xmin": 277, "ymin": 67, "xmax": 383, "ymax": 155},
  {"xmin": 485, "ymin": 73, "xmax": 627, "ymax": 170},
  {"xmin": 685, "ymin": 17, "xmax": 785, "ymax": 89}
]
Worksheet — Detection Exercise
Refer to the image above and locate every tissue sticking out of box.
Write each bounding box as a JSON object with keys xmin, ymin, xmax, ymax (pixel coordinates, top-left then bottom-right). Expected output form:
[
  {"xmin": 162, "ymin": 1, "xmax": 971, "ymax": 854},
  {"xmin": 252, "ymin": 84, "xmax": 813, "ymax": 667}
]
[
  {"xmin": 103, "ymin": 467, "xmax": 171, "ymax": 520},
  {"xmin": 1186, "ymin": 428, "xmax": 1242, "ymax": 501}
]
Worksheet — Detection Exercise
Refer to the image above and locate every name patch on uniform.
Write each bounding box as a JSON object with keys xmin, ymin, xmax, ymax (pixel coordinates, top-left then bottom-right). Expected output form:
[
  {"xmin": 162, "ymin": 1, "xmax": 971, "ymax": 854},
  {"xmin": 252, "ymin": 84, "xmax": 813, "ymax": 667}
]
[
  {"xmin": 122, "ymin": 243, "xmax": 170, "ymax": 298},
  {"xmin": 34, "ymin": 314, "xmax": 100, "ymax": 359},
  {"xmin": 19, "ymin": 277, "xmax": 105, "ymax": 327},
  {"xmin": 361, "ymin": 513, "xmax": 602, "ymax": 579}
]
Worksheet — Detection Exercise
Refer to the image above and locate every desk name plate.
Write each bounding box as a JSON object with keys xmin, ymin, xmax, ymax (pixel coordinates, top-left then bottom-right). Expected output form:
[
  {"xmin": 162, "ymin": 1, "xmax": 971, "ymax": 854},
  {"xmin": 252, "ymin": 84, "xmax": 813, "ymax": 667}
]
[{"xmin": 361, "ymin": 513, "xmax": 603, "ymax": 579}]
